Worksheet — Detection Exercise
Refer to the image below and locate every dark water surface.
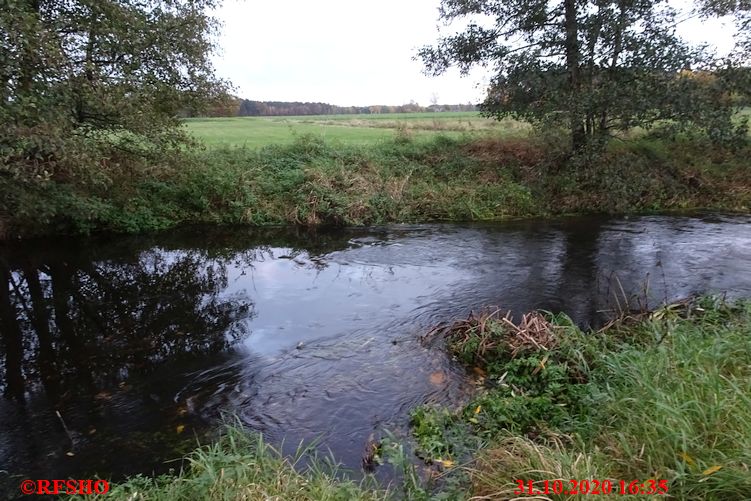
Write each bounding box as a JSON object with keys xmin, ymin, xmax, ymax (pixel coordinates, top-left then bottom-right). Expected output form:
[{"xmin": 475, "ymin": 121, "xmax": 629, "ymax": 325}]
[{"xmin": 1, "ymin": 214, "xmax": 750, "ymax": 495}]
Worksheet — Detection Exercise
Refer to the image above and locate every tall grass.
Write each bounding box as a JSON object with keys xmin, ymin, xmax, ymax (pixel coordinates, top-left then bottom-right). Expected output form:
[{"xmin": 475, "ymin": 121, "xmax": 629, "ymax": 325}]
[
  {"xmin": 70, "ymin": 425, "xmax": 389, "ymax": 501},
  {"xmin": 589, "ymin": 301, "xmax": 751, "ymax": 499},
  {"xmin": 454, "ymin": 299, "xmax": 751, "ymax": 500}
]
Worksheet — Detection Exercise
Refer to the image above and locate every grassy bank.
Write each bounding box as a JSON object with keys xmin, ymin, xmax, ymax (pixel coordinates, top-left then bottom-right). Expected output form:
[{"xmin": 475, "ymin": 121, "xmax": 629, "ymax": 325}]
[
  {"xmin": 411, "ymin": 297, "xmax": 751, "ymax": 499},
  {"xmin": 77, "ymin": 298, "xmax": 751, "ymax": 500},
  {"xmin": 2, "ymin": 131, "xmax": 750, "ymax": 238}
]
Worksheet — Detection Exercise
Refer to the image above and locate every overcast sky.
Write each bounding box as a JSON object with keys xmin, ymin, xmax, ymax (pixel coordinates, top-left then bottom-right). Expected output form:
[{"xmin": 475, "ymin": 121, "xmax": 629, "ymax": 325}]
[{"xmin": 211, "ymin": 0, "xmax": 739, "ymax": 107}]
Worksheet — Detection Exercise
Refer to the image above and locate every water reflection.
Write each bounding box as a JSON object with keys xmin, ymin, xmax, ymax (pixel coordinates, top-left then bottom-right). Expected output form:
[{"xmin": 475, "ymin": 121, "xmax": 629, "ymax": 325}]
[
  {"xmin": 1, "ymin": 215, "xmax": 750, "ymax": 493},
  {"xmin": 0, "ymin": 239, "xmax": 256, "ymax": 493}
]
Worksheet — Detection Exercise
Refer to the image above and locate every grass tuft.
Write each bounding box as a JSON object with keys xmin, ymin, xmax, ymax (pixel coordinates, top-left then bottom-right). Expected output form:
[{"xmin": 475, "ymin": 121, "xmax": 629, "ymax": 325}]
[{"xmin": 70, "ymin": 424, "xmax": 388, "ymax": 501}]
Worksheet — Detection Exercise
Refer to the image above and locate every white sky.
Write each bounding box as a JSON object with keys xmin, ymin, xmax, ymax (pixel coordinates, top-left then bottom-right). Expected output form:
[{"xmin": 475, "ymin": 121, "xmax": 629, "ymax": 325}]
[{"xmin": 211, "ymin": 0, "xmax": 739, "ymax": 107}]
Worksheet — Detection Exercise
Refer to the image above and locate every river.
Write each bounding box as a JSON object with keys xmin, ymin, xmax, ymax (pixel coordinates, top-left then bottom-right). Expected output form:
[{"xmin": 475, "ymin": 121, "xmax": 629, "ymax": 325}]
[{"xmin": 1, "ymin": 213, "xmax": 750, "ymax": 495}]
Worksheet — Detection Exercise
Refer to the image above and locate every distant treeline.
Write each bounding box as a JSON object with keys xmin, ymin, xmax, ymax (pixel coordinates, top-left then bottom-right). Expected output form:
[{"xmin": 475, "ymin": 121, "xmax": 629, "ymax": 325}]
[{"xmin": 192, "ymin": 97, "xmax": 479, "ymax": 117}]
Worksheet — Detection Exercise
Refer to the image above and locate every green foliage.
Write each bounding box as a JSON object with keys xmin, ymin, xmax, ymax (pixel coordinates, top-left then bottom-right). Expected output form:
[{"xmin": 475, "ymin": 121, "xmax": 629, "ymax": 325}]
[
  {"xmin": 466, "ymin": 356, "xmax": 584, "ymax": 437},
  {"xmin": 409, "ymin": 406, "xmax": 477, "ymax": 463},
  {"xmin": 419, "ymin": 0, "xmax": 750, "ymax": 149},
  {"xmin": 3, "ymin": 133, "xmax": 751, "ymax": 238},
  {"xmin": 375, "ymin": 433, "xmax": 434, "ymax": 501},
  {"xmin": 433, "ymin": 311, "xmax": 590, "ymax": 441},
  {"xmin": 0, "ymin": 0, "xmax": 226, "ymax": 186}
]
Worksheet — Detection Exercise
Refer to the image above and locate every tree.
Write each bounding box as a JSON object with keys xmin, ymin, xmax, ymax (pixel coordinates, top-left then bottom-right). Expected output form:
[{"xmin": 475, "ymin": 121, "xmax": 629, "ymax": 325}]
[
  {"xmin": 0, "ymin": 0, "xmax": 227, "ymax": 179},
  {"xmin": 418, "ymin": 0, "xmax": 747, "ymax": 150},
  {"xmin": 698, "ymin": 0, "xmax": 751, "ymax": 107},
  {"xmin": 0, "ymin": 246, "xmax": 253, "ymax": 403}
]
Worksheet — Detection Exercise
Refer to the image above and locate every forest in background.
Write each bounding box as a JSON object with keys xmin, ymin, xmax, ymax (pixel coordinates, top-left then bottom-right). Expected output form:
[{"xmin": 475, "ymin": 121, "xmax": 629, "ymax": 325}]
[{"xmin": 191, "ymin": 97, "xmax": 479, "ymax": 117}]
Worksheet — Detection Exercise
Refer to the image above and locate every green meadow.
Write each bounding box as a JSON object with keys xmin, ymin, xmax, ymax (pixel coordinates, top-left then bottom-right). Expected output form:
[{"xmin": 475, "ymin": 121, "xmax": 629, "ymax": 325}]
[{"xmin": 184, "ymin": 112, "xmax": 529, "ymax": 148}]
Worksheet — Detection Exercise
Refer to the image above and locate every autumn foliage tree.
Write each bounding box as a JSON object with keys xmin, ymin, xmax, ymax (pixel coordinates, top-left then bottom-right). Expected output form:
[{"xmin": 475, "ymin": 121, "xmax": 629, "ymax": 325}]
[{"xmin": 419, "ymin": 0, "xmax": 749, "ymax": 150}]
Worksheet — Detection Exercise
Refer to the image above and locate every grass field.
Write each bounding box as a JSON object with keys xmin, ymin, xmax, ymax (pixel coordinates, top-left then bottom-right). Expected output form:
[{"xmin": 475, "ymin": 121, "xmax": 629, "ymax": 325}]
[{"xmin": 184, "ymin": 112, "xmax": 529, "ymax": 148}]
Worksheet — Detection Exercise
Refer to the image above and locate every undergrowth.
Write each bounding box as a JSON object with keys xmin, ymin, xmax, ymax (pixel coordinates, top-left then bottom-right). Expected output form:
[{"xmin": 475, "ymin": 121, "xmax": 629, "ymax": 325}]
[{"xmin": 2, "ymin": 132, "xmax": 749, "ymax": 239}]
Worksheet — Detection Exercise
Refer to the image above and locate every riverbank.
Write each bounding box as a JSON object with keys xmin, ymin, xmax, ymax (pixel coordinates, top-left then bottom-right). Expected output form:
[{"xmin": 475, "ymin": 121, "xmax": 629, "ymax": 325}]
[
  {"xmin": 73, "ymin": 297, "xmax": 751, "ymax": 500},
  {"xmin": 2, "ymin": 133, "xmax": 750, "ymax": 239},
  {"xmin": 410, "ymin": 297, "xmax": 751, "ymax": 499}
]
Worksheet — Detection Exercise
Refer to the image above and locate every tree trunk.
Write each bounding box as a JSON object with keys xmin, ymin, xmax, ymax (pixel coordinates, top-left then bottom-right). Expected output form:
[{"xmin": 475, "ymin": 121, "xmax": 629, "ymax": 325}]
[
  {"xmin": 600, "ymin": 0, "xmax": 628, "ymax": 136},
  {"xmin": 24, "ymin": 264, "xmax": 60, "ymax": 400},
  {"xmin": 75, "ymin": 13, "xmax": 98, "ymax": 125},
  {"xmin": 19, "ymin": 0, "xmax": 41, "ymax": 96},
  {"xmin": 564, "ymin": 0, "xmax": 586, "ymax": 150},
  {"xmin": 0, "ymin": 263, "xmax": 25, "ymax": 402}
]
